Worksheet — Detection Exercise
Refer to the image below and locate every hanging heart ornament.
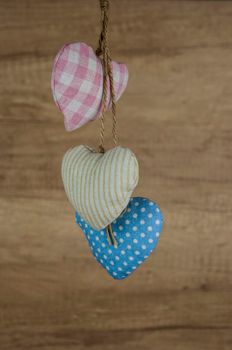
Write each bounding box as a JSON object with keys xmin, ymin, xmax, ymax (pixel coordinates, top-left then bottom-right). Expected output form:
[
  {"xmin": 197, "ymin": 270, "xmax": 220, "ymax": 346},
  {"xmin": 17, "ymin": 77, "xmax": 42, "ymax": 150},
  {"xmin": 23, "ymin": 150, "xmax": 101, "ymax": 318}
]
[
  {"xmin": 76, "ymin": 197, "xmax": 163, "ymax": 279},
  {"xmin": 62, "ymin": 145, "xmax": 139, "ymax": 230},
  {"xmin": 51, "ymin": 42, "xmax": 128, "ymax": 131}
]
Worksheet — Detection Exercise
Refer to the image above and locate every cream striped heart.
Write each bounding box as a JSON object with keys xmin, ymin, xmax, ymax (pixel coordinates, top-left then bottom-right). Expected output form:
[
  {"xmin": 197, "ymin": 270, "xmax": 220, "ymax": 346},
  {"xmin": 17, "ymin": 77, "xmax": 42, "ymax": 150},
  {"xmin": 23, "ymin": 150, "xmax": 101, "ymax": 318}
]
[{"xmin": 61, "ymin": 145, "xmax": 139, "ymax": 230}]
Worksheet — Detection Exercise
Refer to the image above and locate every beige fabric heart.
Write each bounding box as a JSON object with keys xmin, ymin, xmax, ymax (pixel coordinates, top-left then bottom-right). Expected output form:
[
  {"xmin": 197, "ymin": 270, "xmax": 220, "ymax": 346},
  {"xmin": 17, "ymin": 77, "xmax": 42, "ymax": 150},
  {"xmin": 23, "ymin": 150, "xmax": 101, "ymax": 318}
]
[{"xmin": 61, "ymin": 145, "xmax": 139, "ymax": 230}]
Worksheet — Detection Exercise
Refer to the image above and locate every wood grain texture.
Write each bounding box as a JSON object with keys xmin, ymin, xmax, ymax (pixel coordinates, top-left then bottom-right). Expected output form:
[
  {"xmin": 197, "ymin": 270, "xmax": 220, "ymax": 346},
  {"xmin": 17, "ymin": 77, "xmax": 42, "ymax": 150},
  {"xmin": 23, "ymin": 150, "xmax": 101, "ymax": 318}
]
[{"xmin": 0, "ymin": 1, "xmax": 232, "ymax": 349}]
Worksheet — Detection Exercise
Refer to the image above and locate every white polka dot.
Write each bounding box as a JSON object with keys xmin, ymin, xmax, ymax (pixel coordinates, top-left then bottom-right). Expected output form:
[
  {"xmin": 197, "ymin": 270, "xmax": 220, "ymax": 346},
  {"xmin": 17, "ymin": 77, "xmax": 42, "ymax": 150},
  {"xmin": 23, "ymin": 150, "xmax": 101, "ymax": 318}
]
[
  {"xmin": 97, "ymin": 248, "xmax": 101, "ymax": 253},
  {"xmin": 155, "ymin": 220, "xmax": 160, "ymax": 225},
  {"xmin": 87, "ymin": 235, "xmax": 90, "ymax": 239},
  {"xmin": 108, "ymin": 249, "xmax": 112, "ymax": 254},
  {"xmin": 149, "ymin": 202, "xmax": 154, "ymax": 206},
  {"xmin": 135, "ymin": 202, "xmax": 139, "ymax": 206},
  {"xmin": 119, "ymin": 225, "xmax": 123, "ymax": 230},
  {"xmin": 110, "ymin": 260, "xmax": 114, "ymax": 265},
  {"xmin": 106, "ymin": 266, "xmax": 110, "ymax": 270},
  {"xmin": 121, "ymin": 250, "xmax": 126, "ymax": 255},
  {"xmin": 101, "ymin": 243, "xmax": 106, "ymax": 248},
  {"xmin": 156, "ymin": 207, "xmax": 160, "ymax": 212},
  {"xmin": 81, "ymin": 218, "xmax": 84, "ymax": 222},
  {"xmin": 103, "ymin": 255, "xmax": 107, "ymax": 259},
  {"xmin": 127, "ymin": 245, "xmax": 132, "ymax": 249},
  {"xmin": 156, "ymin": 232, "xmax": 160, "ymax": 238},
  {"xmin": 140, "ymin": 233, "xmax": 145, "ymax": 238},
  {"xmin": 148, "ymin": 238, "xmax": 153, "ymax": 243},
  {"xmin": 113, "ymin": 220, "xmax": 117, "ymax": 224},
  {"xmin": 95, "ymin": 236, "xmax": 99, "ymax": 241},
  {"xmin": 132, "ymin": 266, "xmax": 136, "ymax": 270},
  {"xmin": 125, "ymin": 220, "xmax": 130, "ymax": 225},
  {"xmin": 90, "ymin": 230, "xmax": 93, "ymax": 234},
  {"xmin": 85, "ymin": 224, "xmax": 88, "ymax": 228},
  {"xmin": 138, "ymin": 260, "xmax": 142, "ymax": 264},
  {"xmin": 142, "ymin": 244, "xmax": 147, "ymax": 250},
  {"xmin": 92, "ymin": 242, "xmax": 96, "ymax": 246},
  {"xmin": 95, "ymin": 252, "xmax": 98, "ymax": 257},
  {"xmin": 133, "ymin": 239, "xmax": 138, "ymax": 244},
  {"xmin": 148, "ymin": 213, "xmax": 153, "ymax": 218},
  {"xmin": 118, "ymin": 267, "xmax": 122, "ymax": 271},
  {"xmin": 129, "ymin": 256, "xmax": 134, "ymax": 261},
  {"xmin": 141, "ymin": 208, "xmax": 146, "ymax": 212},
  {"xmin": 133, "ymin": 226, "xmax": 138, "ymax": 231},
  {"xmin": 100, "ymin": 231, "xmax": 104, "ymax": 236},
  {"xmin": 144, "ymin": 255, "xmax": 148, "ymax": 258},
  {"xmin": 127, "ymin": 208, "xmax": 131, "ymax": 213},
  {"xmin": 135, "ymin": 250, "xmax": 140, "ymax": 255},
  {"xmin": 115, "ymin": 256, "xmax": 120, "ymax": 261},
  {"xmin": 126, "ymin": 232, "xmax": 130, "ymax": 238},
  {"xmin": 148, "ymin": 226, "xmax": 153, "ymax": 232},
  {"xmin": 113, "ymin": 272, "xmax": 117, "ymax": 276},
  {"xmin": 119, "ymin": 238, "xmax": 124, "ymax": 243},
  {"xmin": 133, "ymin": 213, "xmax": 138, "ymax": 218},
  {"xmin": 123, "ymin": 261, "xmax": 128, "ymax": 266},
  {"xmin": 126, "ymin": 271, "xmax": 130, "ymax": 274},
  {"xmin": 140, "ymin": 220, "xmax": 145, "ymax": 225},
  {"xmin": 100, "ymin": 259, "xmax": 104, "ymax": 263}
]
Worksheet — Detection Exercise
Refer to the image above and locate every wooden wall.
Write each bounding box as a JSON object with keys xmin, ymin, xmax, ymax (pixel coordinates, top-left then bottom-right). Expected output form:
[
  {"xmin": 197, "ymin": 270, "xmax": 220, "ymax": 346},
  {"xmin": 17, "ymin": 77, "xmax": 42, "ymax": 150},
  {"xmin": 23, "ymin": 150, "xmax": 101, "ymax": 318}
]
[{"xmin": 0, "ymin": 1, "xmax": 231, "ymax": 349}]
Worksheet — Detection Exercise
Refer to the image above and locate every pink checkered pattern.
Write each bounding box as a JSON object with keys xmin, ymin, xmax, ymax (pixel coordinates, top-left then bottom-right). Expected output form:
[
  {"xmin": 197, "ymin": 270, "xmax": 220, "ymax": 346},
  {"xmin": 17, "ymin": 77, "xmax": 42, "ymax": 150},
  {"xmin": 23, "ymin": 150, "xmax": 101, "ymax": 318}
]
[{"xmin": 51, "ymin": 42, "xmax": 128, "ymax": 131}]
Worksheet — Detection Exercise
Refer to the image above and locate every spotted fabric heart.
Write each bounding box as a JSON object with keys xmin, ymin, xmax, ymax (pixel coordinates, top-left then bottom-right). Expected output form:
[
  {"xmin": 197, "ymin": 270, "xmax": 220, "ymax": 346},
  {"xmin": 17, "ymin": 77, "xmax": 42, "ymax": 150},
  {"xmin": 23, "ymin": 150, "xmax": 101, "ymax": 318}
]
[
  {"xmin": 76, "ymin": 197, "xmax": 163, "ymax": 279},
  {"xmin": 51, "ymin": 42, "xmax": 128, "ymax": 131}
]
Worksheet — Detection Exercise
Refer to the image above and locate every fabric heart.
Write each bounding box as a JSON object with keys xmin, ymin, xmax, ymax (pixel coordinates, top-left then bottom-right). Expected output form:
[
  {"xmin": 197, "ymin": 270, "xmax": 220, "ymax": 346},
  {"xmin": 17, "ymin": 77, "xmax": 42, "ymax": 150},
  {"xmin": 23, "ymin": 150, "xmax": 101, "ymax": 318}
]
[
  {"xmin": 62, "ymin": 145, "xmax": 139, "ymax": 230},
  {"xmin": 76, "ymin": 197, "xmax": 163, "ymax": 279},
  {"xmin": 51, "ymin": 42, "xmax": 128, "ymax": 131}
]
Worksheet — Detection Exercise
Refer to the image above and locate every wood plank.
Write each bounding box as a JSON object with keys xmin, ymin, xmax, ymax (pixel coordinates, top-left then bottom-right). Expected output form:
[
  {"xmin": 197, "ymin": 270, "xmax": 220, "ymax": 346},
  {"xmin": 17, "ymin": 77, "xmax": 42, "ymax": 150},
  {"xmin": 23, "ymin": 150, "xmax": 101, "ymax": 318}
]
[{"xmin": 0, "ymin": 1, "xmax": 232, "ymax": 349}]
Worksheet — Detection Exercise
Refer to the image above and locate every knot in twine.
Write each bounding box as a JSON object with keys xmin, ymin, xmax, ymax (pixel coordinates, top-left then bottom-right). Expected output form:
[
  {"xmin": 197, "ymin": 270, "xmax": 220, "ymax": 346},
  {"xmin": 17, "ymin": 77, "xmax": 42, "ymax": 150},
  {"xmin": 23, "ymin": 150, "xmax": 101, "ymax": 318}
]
[{"xmin": 99, "ymin": 0, "xmax": 109, "ymax": 12}]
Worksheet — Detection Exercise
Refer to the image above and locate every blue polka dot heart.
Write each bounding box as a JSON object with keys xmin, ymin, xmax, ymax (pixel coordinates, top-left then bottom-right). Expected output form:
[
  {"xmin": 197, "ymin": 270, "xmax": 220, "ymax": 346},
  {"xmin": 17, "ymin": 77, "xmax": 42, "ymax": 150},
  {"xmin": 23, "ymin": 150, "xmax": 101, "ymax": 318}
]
[{"xmin": 76, "ymin": 197, "xmax": 164, "ymax": 279}]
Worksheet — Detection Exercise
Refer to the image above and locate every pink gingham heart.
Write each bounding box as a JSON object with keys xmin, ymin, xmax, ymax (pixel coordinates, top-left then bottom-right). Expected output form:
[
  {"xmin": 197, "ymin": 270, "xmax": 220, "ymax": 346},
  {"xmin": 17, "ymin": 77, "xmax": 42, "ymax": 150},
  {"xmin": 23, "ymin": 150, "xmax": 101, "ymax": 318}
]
[{"xmin": 51, "ymin": 42, "xmax": 128, "ymax": 131}]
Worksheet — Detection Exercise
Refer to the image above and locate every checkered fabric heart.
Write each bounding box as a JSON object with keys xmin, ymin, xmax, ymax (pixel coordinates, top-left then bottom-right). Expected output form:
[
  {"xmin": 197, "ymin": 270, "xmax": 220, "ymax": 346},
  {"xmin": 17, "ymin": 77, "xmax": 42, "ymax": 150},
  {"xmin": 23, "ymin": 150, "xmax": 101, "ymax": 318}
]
[{"xmin": 51, "ymin": 42, "xmax": 128, "ymax": 131}]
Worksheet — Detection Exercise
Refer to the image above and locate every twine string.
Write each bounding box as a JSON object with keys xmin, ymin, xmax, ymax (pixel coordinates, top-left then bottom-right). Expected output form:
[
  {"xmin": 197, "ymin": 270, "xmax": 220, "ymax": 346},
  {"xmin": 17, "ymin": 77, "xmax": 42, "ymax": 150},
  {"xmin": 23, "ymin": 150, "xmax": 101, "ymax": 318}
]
[
  {"xmin": 96, "ymin": 0, "xmax": 118, "ymax": 247},
  {"xmin": 96, "ymin": 0, "xmax": 117, "ymax": 153}
]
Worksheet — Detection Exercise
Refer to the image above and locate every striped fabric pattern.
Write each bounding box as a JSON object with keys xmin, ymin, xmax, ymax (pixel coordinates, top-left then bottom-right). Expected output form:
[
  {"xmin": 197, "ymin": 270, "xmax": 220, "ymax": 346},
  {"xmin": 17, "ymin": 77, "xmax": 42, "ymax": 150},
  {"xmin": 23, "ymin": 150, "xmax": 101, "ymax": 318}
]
[{"xmin": 61, "ymin": 145, "xmax": 139, "ymax": 230}]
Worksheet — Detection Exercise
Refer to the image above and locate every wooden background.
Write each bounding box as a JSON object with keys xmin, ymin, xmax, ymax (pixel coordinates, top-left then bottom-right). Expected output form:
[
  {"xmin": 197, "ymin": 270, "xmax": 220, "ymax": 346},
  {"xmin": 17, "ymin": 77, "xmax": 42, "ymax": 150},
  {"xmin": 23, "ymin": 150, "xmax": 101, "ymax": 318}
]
[{"xmin": 0, "ymin": 1, "xmax": 232, "ymax": 349}]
